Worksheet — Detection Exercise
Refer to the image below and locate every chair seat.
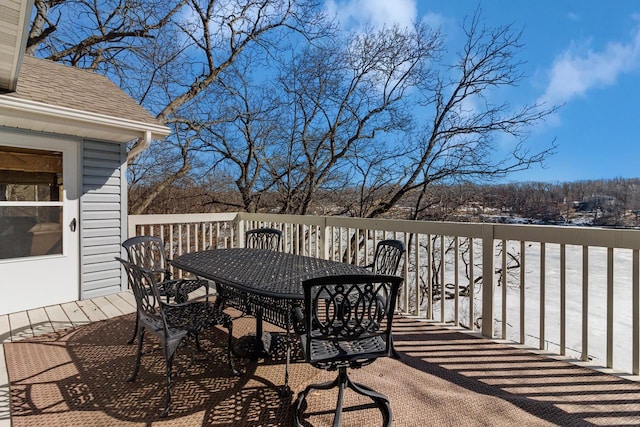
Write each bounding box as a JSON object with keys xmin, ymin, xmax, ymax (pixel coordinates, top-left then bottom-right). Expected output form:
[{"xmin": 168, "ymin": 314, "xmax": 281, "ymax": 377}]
[
  {"xmin": 300, "ymin": 334, "xmax": 386, "ymax": 368},
  {"xmin": 141, "ymin": 317, "xmax": 190, "ymax": 343},
  {"xmin": 164, "ymin": 300, "xmax": 230, "ymax": 333}
]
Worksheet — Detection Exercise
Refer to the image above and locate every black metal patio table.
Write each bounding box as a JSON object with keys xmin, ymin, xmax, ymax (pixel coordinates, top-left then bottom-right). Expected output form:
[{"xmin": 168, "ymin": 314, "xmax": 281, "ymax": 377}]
[{"xmin": 171, "ymin": 248, "xmax": 370, "ymax": 370}]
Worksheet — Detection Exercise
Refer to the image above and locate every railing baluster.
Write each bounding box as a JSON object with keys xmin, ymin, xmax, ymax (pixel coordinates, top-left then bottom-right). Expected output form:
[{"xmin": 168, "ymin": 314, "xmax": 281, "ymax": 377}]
[
  {"xmin": 404, "ymin": 232, "xmax": 409, "ymax": 314},
  {"xmin": 469, "ymin": 237, "xmax": 474, "ymax": 331},
  {"xmin": 540, "ymin": 242, "xmax": 546, "ymax": 350},
  {"xmin": 582, "ymin": 245, "xmax": 589, "ymax": 362},
  {"xmin": 427, "ymin": 234, "xmax": 433, "ymax": 320},
  {"xmin": 481, "ymin": 224, "xmax": 495, "ymax": 338},
  {"xmin": 634, "ymin": 249, "xmax": 639, "ymax": 375},
  {"xmin": 560, "ymin": 243, "xmax": 566, "ymax": 356},
  {"xmin": 413, "ymin": 232, "xmax": 420, "ymax": 317},
  {"xmin": 607, "ymin": 247, "xmax": 614, "ymax": 368},
  {"xmin": 520, "ymin": 240, "xmax": 525, "ymax": 345},
  {"xmin": 502, "ymin": 239, "xmax": 507, "ymax": 340},
  {"xmin": 455, "ymin": 236, "xmax": 460, "ymax": 327},
  {"xmin": 440, "ymin": 234, "xmax": 445, "ymax": 323}
]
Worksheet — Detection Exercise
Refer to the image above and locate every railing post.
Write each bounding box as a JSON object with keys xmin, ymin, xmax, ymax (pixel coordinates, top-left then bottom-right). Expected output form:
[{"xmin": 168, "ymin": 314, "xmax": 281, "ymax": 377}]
[
  {"xmin": 481, "ymin": 224, "xmax": 495, "ymax": 338},
  {"xmin": 236, "ymin": 213, "xmax": 245, "ymax": 248},
  {"xmin": 319, "ymin": 217, "xmax": 329, "ymax": 260},
  {"xmin": 127, "ymin": 215, "xmax": 137, "ymax": 239}
]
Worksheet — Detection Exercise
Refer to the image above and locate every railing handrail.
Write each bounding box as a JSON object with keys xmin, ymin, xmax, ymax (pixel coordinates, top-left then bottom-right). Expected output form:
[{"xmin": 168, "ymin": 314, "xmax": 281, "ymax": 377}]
[{"xmin": 131, "ymin": 212, "xmax": 640, "ymax": 250}]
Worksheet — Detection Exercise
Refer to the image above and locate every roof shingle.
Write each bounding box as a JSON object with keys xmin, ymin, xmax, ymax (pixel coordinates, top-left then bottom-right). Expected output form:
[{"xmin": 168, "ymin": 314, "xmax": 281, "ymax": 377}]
[{"xmin": 3, "ymin": 55, "xmax": 163, "ymax": 127}]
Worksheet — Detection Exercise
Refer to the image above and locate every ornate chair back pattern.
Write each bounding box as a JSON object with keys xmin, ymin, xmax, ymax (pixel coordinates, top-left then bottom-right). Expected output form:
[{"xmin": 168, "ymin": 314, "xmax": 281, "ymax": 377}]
[
  {"xmin": 244, "ymin": 228, "xmax": 282, "ymax": 251},
  {"xmin": 122, "ymin": 235, "xmax": 171, "ymax": 283},
  {"xmin": 120, "ymin": 257, "xmax": 170, "ymax": 337},
  {"xmin": 371, "ymin": 239, "xmax": 405, "ymax": 275}
]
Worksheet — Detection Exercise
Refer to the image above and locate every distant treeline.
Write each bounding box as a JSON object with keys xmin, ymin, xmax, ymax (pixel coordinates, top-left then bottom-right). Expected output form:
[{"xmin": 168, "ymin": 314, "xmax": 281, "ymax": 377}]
[
  {"xmin": 399, "ymin": 178, "xmax": 640, "ymax": 227},
  {"xmin": 131, "ymin": 177, "xmax": 640, "ymax": 228}
]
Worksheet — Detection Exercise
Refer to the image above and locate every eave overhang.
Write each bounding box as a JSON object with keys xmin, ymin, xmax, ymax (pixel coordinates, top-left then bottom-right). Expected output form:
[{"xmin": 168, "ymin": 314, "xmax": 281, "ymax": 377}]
[{"xmin": 0, "ymin": 96, "xmax": 171, "ymax": 143}]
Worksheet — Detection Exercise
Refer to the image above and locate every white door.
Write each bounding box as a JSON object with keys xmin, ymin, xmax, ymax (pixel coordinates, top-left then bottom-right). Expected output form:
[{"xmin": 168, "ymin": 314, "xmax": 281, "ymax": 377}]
[{"xmin": 0, "ymin": 131, "xmax": 79, "ymax": 314}]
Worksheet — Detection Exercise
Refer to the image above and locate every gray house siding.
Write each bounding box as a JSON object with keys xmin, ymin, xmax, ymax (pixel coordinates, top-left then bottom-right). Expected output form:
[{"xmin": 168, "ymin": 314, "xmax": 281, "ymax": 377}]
[{"xmin": 80, "ymin": 139, "xmax": 125, "ymax": 299}]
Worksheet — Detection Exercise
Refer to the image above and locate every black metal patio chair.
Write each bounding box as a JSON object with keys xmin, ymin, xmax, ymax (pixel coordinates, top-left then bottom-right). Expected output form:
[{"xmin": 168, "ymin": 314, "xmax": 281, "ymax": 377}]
[
  {"xmin": 292, "ymin": 274, "xmax": 403, "ymax": 427},
  {"xmin": 122, "ymin": 235, "xmax": 210, "ymax": 344},
  {"xmin": 367, "ymin": 239, "xmax": 405, "ymax": 358},
  {"xmin": 244, "ymin": 227, "xmax": 282, "ymax": 250},
  {"xmin": 117, "ymin": 258, "xmax": 236, "ymax": 418},
  {"xmin": 367, "ymin": 239, "xmax": 405, "ymax": 275}
]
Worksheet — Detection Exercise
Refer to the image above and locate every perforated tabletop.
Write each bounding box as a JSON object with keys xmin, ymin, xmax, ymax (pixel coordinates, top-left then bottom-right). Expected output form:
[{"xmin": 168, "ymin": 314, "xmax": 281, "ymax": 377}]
[{"xmin": 171, "ymin": 248, "xmax": 369, "ymax": 301}]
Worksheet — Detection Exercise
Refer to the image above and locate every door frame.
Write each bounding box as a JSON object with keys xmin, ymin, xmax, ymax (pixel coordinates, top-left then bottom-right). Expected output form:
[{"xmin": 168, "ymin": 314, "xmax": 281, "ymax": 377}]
[{"xmin": 0, "ymin": 128, "xmax": 80, "ymax": 314}]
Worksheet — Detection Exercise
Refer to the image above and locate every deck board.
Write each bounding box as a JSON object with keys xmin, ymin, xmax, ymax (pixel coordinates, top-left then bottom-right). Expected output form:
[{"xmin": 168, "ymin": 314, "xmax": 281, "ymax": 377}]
[
  {"xmin": 91, "ymin": 295, "xmax": 126, "ymax": 319},
  {"xmin": 117, "ymin": 290, "xmax": 136, "ymax": 308},
  {"xmin": 104, "ymin": 293, "xmax": 136, "ymax": 316},
  {"xmin": 0, "ymin": 315, "xmax": 9, "ymax": 344},
  {"xmin": 7, "ymin": 311, "xmax": 32, "ymax": 341},
  {"xmin": 61, "ymin": 301, "xmax": 91, "ymax": 327},
  {"xmin": 26, "ymin": 307, "xmax": 54, "ymax": 336},
  {"xmin": 43, "ymin": 304, "xmax": 74, "ymax": 332},
  {"xmin": 76, "ymin": 299, "xmax": 108, "ymax": 323}
]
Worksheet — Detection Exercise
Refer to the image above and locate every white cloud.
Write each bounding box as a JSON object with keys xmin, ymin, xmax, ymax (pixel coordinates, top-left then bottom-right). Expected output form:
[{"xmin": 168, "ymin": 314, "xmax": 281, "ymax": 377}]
[
  {"xmin": 325, "ymin": 0, "xmax": 418, "ymax": 30},
  {"xmin": 540, "ymin": 19, "xmax": 640, "ymax": 106},
  {"xmin": 567, "ymin": 12, "xmax": 580, "ymax": 22}
]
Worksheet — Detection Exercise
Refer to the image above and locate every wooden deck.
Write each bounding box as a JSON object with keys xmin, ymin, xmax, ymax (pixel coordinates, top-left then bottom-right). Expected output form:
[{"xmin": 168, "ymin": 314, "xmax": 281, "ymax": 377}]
[
  {"xmin": 0, "ymin": 290, "xmax": 139, "ymax": 427},
  {"xmin": 3, "ymin": 288, "xmax": 640, "ymax": 426}
]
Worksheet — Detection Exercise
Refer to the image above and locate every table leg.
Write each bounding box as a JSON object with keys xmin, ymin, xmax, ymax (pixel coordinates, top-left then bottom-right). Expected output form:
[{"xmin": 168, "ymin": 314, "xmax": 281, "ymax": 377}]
[{"xmin": 233, "ymin": 307, "xmax": 272, "ymax": 359}]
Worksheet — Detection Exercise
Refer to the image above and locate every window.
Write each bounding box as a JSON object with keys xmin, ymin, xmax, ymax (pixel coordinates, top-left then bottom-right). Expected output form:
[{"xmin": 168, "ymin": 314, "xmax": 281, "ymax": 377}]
[{"xmin": 0, "ymin": 146, "xmax": 63, "ymax": 259}]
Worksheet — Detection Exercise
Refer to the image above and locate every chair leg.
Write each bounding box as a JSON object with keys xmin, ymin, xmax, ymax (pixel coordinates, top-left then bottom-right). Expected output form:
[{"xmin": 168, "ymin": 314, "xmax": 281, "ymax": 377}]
[
  {"xmin": 127, "ymin": 312, "xmax": 140, "ymax": 345},
  {"xmin": 128, "ymin": 328, "xmax": 146, "ymax": 382},
  {"xmin": 194, "ymin": 333, "xmax": 203, "ymax": 352},
  {"xmin": 294, "ymin": 374, "xmax": 343, "ymax": 426},
  {"xmin": 333, "ymin": 373, "xmax": 348, "ymax": 427},
  {"xmin": 293, "ymin": 367, "xmax": 392, "ymax": 427},
  {"xmin": 223, "ymin": 316, "xmax": 240, "ymax": 376},
  {"xmin": 161, "ymin": 349, "xmax": 177, "ymax": 418},
  {"xmin": 346, "ymin": 374, "xmax": 392, "ymax": 427},
  {"xmin": 160, "ymin": 338, "xmax": 185, "ymax": 418},
  {"xmin": 390, "ymin": 334, "xmax": 401, "ymax": 359}
]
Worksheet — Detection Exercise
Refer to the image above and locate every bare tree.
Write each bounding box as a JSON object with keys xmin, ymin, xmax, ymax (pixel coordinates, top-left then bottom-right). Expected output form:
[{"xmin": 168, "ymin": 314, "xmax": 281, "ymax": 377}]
[
  {"xmin": 28, "ymin": 4, "xmax": 559, "ymax": 218},
  {"xmin": 264, "ymin": 23, "xmax": 441, "ymax": 215},
  {"xmin": 363, "ymin": 11, "xmax": 559, "ymax": 220},
  {"xmin": 27, "ymin": 0, "xmax": 328, "ymax": 214}
]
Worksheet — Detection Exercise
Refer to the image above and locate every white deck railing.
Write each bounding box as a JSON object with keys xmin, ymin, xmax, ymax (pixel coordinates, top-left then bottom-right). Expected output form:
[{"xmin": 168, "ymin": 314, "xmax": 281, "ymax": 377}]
[{"xmin": 128, "ymin": 212, "xmax": 640, "ymax": 377}]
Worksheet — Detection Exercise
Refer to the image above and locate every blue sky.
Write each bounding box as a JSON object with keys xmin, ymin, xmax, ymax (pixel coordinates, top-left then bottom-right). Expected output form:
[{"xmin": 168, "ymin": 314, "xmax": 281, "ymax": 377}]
[{"xmin": 326, "ymin": 1, "xmax": 640, "ymax": 183}]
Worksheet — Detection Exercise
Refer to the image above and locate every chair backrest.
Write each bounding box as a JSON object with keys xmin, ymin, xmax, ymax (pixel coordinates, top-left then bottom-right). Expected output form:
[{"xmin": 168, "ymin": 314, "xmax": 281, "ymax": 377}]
[
  {"xmin": 371, "ymin": 239, "xmax": 405, "ymax": 275},
  {"xmin": 122, "ymin": 235, "xmax": 171, "ymax": 281},
  {"xmin": 117, "ymin": 257, "xmax": 168, "ymax": 334},
  {"xmin": 301, "ymin": 274, "xmax": 402, "ymax": 364},
  {"xmin": 244, "ymin": 227, "xmax": 282, "ymax": 251}
]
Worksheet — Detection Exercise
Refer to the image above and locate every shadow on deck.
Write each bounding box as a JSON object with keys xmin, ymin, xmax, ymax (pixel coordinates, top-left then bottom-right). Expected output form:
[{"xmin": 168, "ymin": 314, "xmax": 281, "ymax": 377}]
[{"xmin": 3, "ymin": 312, "xmax": 640, "ymax": 426}]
